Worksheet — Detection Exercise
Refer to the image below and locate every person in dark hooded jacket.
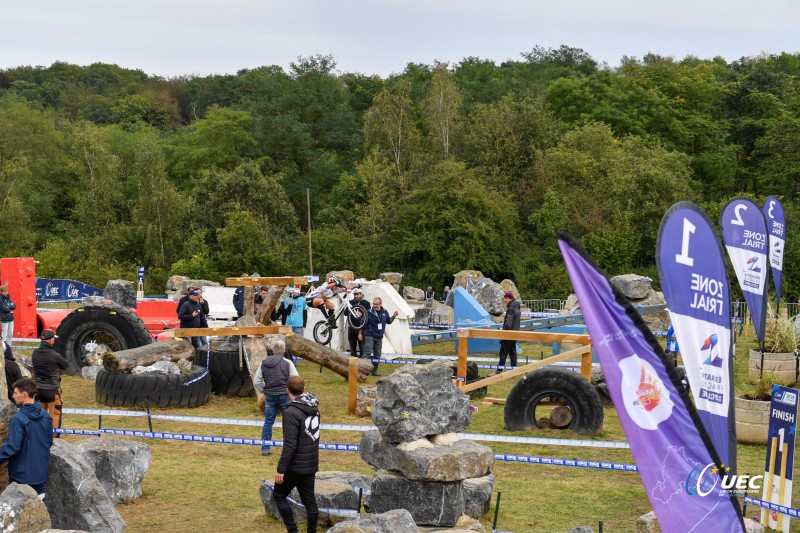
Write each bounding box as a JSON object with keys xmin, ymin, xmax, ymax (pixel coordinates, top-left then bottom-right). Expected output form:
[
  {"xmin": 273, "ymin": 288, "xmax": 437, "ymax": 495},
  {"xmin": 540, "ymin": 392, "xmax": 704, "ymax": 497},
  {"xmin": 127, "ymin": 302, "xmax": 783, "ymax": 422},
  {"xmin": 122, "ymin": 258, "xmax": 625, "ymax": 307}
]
[
  {"xmin": 4, "ymin": 338, "xmax": 22, "ymax": 401},
  {"xmin": 274, "ymin": 376, "xmax": 320, "ymax": 533},
  {"xmin": 0, "ymin": 378, "xmax": 53, "ymax": 498},
  {"xmin": 497, "ymin": 292, "xmax": 521, "ymax": 371}
]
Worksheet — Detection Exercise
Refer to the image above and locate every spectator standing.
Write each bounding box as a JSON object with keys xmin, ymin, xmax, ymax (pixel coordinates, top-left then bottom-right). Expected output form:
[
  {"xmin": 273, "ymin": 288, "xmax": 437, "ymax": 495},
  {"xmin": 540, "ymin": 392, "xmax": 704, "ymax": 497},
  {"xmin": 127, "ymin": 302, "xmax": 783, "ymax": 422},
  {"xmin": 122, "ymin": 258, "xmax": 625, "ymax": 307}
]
[
  {"xmin": 32, "ymin": 330, "xmax": 68, "ymax": 431},
  {"xmin": 425, "ymin": 287, "xmax": 435, "ymax": 300},
  {"xmin": 281, "ymin": 286, "xmax": 308, "ymax": 336},
  {"xmin": 345, "ymin": 288, "xmax": 370, "ymax": 358},
  {"xmin": 0, "ymin": 378, "xmax": 53, "ymax": 499},
  {"xmin": 3, "ymin": 337, "xmax": 22, "ymax": 401},
  {"xmin": 233, "ymin": 274, "xmax": 249, "ymax": 317},
  {"xmin": 178, "ymin": 289, "xmax": 208, "ymax": 348},
  {"xmin": 273, "ymin": 376, "xmax": 320, "ymax": 533},
  {"xmin": 496, "ymin": 292, "xmax": 521, "ymax": 372},
  {"xmin": 362, "ymin": 297, "xmax": 398, "ymax": 376},
  {"xmin": 253, "ymin": 339, "xmax": 299, "ymax": 456},
  {"xmin": 441, "ymin": 286, "xmax": 451, "ymax": 303},
  {"xmin": 0, "ymin": 286, "xmax": 16, "ymax": 346}
]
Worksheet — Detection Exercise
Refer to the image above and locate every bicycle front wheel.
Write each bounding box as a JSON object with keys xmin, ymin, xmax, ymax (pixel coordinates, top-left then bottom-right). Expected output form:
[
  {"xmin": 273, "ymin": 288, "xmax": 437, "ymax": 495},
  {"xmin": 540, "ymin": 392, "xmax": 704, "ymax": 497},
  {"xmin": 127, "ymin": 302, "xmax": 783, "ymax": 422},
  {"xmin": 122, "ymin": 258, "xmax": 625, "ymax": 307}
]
[{"xmin": 347, "ymin": 306, "xmax": 367, "ymax": 330}]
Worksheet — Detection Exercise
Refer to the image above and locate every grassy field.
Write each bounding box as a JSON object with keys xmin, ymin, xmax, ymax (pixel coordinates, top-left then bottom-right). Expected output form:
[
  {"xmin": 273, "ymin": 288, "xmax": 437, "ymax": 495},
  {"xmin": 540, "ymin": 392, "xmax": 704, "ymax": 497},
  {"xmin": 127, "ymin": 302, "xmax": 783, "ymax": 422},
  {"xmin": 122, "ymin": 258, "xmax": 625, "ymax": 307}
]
[{"xmin": 38, "ymin": 333, "xmax": 798, "ymax": 532}]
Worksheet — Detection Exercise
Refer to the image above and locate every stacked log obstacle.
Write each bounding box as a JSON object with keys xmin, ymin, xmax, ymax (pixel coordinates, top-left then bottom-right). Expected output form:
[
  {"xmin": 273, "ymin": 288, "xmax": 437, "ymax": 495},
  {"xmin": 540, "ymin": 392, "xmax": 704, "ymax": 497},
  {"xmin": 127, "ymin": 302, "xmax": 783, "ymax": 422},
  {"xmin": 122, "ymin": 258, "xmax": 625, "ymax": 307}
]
[{"xmin": 102, "ymin": 340, "xmax": 195, "ymax": 373}]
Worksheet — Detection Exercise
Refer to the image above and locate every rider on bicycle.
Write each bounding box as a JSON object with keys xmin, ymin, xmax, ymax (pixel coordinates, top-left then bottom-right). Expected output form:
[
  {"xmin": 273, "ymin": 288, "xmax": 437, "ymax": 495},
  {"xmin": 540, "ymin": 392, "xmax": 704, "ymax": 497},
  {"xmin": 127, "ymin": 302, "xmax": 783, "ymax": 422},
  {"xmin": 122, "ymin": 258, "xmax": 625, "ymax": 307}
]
[{"xmin": 306, "ymin": 277, "xmax": 343, "ymax": 328}]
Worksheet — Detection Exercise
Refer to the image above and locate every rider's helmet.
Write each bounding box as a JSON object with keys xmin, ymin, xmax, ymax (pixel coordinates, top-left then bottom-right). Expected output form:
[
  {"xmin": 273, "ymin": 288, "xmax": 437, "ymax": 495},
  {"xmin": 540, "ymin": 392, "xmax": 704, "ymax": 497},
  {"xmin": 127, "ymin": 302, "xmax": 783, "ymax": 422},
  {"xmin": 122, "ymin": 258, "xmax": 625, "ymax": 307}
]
[{"xmin": 328, "ymin": 276, "xmax": 339, "ymax": 286}]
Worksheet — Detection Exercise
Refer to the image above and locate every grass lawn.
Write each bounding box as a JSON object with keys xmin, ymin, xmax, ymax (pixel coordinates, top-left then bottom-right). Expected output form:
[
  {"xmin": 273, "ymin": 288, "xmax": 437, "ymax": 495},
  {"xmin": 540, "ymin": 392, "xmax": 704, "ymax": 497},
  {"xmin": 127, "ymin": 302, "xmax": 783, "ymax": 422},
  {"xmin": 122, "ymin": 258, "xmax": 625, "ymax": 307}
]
[{"xmin": 38, "ymin": 332, "xmax": 799, "ymax": 532}]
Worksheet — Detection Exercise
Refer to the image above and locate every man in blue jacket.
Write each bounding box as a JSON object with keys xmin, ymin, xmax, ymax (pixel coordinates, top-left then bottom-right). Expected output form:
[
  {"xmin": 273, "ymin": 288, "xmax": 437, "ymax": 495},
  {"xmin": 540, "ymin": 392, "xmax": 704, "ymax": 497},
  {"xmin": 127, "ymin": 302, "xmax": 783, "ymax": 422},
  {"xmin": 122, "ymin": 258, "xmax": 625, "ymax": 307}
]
[
  {"xmin": 281, "ymin": 286, "xmax": 308, "ymax": 336},
  {"xmin": 0, "ymin": 378, "xmax": 53, "ymax": 499},
  {"xmin": 361, "ymin": 297, "xmax": 398, "ymax": 376}
]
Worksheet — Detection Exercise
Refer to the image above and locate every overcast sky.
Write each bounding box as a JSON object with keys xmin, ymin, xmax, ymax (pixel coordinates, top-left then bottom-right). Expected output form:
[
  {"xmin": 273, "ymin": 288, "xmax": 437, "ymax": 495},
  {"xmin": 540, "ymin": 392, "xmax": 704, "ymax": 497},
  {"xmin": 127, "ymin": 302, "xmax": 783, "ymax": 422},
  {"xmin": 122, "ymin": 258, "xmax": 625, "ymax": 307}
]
[{"xmin": 2, "ymin": 1, "xmax": 798, "ymax": 78}]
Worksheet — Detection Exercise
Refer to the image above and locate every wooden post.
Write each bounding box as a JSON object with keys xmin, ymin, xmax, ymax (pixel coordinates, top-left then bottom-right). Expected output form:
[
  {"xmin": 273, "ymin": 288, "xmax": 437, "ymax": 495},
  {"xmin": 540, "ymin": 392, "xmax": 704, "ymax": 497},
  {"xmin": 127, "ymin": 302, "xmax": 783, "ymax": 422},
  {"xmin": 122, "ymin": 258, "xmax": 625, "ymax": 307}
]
[
  {"xmin": 456, "ymin": 329, "xmax": 469, "ymax": 389},
  {"xmin": 581, "ymin": 344, "xmax": 593, "ymax": 381},
  {"xmin": 777, "ymin": 442, "xmax": 789, "ymax": 530},
  {"xmin": 244, "ymin": 285, "xmax": 255, "ymax": 317},
  {"xmin": 762, "ymin": 436, "xmax": 779, "ymax": 526},
  {"xmin": 348, "ymin": 357, "xmax": 359, "ymax": 415}
]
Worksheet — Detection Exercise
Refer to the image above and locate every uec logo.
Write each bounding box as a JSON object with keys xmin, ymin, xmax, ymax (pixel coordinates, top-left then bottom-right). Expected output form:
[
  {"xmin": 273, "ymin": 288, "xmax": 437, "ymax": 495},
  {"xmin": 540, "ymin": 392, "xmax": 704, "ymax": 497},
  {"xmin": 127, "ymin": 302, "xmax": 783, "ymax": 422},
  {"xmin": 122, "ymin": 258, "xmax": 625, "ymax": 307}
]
[{"xmin": 686, "ymin": 463, "xmax": 763, "ymax": 496}]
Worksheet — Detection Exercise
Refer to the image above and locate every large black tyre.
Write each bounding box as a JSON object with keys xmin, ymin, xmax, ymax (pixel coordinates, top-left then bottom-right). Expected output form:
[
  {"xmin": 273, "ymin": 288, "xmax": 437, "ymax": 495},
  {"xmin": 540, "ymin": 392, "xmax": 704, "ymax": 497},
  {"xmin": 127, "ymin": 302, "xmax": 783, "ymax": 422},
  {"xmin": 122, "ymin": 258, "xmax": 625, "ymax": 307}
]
[
  {"xmin": 313, "ymin": 321, "xmax": 332, "ymax": 345},
  {"xmin": 194, "ymin": 346, "xmax": 255, "ymax": 397},
  {"xmin": 95, "ymin": 365, "xmax": 211, "ymax": 408},
  {"xmin": 347, "ymin": 307, "xmax": 367, "ymax": 329},
  {"xmin": 504, "ymin": 367, "xmax": 604, "ymax": 436},
  {"xmin": 55, "ymin": 301, "xmax": 153, "ymax": 375}
]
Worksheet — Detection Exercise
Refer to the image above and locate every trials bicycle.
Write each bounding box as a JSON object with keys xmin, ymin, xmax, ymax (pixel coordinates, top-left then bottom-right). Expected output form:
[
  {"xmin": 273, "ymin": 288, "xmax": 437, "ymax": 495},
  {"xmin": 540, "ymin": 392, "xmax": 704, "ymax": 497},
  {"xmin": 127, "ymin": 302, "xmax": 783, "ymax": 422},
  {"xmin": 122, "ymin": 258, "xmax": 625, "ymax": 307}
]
[{"xmin": 311, "ymin": 285, "xmax": 368, "ymax": 345}]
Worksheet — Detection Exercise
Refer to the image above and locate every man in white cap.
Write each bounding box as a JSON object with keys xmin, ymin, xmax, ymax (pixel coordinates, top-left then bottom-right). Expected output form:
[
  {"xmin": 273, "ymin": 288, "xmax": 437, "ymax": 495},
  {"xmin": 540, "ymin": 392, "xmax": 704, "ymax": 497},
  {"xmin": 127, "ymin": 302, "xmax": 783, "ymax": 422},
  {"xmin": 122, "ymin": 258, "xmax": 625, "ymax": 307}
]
[{"xmin": 345, "ymin": 287, "xmax": 370, "ymax": 358}]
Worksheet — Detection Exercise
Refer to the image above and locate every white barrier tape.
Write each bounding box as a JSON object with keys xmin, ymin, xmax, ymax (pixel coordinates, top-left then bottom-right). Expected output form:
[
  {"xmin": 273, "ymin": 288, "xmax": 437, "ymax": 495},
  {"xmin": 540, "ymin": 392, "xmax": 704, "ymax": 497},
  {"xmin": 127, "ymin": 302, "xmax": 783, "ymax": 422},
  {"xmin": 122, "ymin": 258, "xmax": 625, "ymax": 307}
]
[
  {"xmin": 58, "ymin": 428, "xmax": 635, "ymax": 471},
  {"xmin": 744, "ymin": 496, "xmax": 800, "ymax": 518},
  {"xmin": 261, "ymin": 481, "xmax": 360, "ymax": 518},
  {"xmin": 62, "ymin": 408, "xmax": 630, "ymax": 448}
]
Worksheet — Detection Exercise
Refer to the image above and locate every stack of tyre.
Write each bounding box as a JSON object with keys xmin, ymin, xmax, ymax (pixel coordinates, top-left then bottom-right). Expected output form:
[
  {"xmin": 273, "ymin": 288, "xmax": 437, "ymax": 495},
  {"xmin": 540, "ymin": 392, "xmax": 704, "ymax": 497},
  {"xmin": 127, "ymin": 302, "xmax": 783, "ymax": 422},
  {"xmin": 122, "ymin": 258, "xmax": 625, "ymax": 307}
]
[
  {"xmin": 54, "ymin": 302, "xmax": 211, "ymax": 408},
  {"xmin": 194, "ymin": 339, "xmax": 255, "ymax": 397}
]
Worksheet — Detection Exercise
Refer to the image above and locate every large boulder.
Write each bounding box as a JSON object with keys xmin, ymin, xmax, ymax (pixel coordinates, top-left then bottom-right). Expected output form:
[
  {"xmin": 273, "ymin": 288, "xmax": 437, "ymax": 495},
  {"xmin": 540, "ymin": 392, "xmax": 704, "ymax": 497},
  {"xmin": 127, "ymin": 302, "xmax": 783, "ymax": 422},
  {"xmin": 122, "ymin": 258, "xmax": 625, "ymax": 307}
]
[
  {"xmin": 379, "ymin": 273, "xmax": 403, "ymax": 285},
  {"xmin": 371, "ymin": 361, "xmax": 471, "ymax": 443},
  {"xmin": 403, "ymin": 286, "xmax": 425, "ymax": 301},
  {"xmin": 0, "ymin": 482, "xmax": 51, "ymax": 532},
  {"xmin": 327, "ymin": 508, "xmax": 418, "ymax": 533},
  {"xmin": 0, "ymin": 402, "xmax": 17, "ymax": 491},
  {"xmin": 132, "ymin": 360, "xmax": 181, "ymax": 375},
  {"xmin": 327, "ymin": 271, "xmax": 355, "ymax": 284},
  {"xmin": 75, "ymin": 437, "xmax": 151, "ymax": 503},
  {"xmin": 462, "ymin": 474, "xmax": 494, "ymax": 519},
  {"xmin": 356, "ymin": 386, "xmax": 377, "ymax": 418},
  {"xmin": 166, "ymin": 275, "xmax": 189, "ymax": 292},
  {"xmin": 259, "ymin": 478, "xmax": 361, "ymax": 528},
  {"xmin": 449, "ymin": 271, "xmax": 504, "ymax": 315},
  {"xmin": 360, "ymin": 431, "xmax": 493, "ymax": 481},
  {"xmin": 47, "ymin": 440, "xmax": 125, "ymax": 533},
  {"xmin": 430, "ymin": 300, "xmax": 454, "ymax": 324},
  {"xmin": 315, "ymin": 471, "xmax": 372, "ymax": 508},
  {"xmin": 104, "ymin": 280, "xmax": 136, "ymax": 309},
  {"xmin": 610, "ymin": 274, "xmax": 653, "ymax": 300},
  {"xmin": 178, "ymin": 279, "xmax": 220, "ymax": 294},
  {"xmin": 369, "ymin": 470, "xmax": 463, "ymax": 527},
  {"xmin": 498, "ymin": 279, "xmax": 520, "ymax": 299},
  {"xmin": 80, "ymin": 366, "xmax": 102, "ymax": 381}
]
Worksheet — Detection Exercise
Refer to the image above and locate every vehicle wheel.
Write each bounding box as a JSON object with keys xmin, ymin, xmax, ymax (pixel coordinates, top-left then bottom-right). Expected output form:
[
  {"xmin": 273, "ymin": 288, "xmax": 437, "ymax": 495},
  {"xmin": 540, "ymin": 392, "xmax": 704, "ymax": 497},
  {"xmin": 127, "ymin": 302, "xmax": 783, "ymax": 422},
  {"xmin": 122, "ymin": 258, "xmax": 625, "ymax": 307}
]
[
  {"xmin": 504, "ymin": 367, "xmax": 604, "ymax": 436},
  {"xmin": 347, "ymin": 307, "xmax": 367, "ymax": 330},
  {"xmin": 194, "ymin": 346, "xmax": 255, "ymax": 397},
  {"xmin": 95, "ymin": 365, "xmax": 211, "ymax": 408},
  {"xmin": 55, "ymin": 301, "xmax": 153, "ymax": 375},
  {"xmin": 313, "ymin": 321, "xmax": 332, "ymax": 345}
]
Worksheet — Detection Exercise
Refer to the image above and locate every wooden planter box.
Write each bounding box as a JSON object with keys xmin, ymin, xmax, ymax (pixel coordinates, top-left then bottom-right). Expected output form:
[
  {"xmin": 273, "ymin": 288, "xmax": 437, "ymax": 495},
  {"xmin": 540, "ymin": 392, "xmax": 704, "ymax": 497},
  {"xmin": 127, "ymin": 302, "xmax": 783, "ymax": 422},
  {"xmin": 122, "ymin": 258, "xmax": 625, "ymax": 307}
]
[
  {"xmin": 735, "ymin": 397, "xmax": 770, "ymax": 444},
  {"xmin": 748, "ymin": 348, "xmax": 797, "ymax": 386}
]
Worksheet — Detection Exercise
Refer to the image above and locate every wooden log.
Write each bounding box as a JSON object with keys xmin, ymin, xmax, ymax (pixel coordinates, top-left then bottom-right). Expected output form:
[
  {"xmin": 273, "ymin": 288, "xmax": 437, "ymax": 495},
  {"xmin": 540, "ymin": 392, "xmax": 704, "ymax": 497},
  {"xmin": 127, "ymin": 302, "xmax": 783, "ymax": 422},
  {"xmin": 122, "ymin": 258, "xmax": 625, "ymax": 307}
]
[
  {"xmin": 244, "ymin": 286, "xmax": 255, "ymax": 317},
  {"xmin": 285, "ymin": 334, "xmax": 373, "ymax": 382},
  {"xmin": 236, "ymin": 315, "xmax": 269, "ymax": 391},
  {"xmin": 256, "ymin": 285, "xmax": 285, "ymax": 325},
  {"xmin": 102, "ymin": 340, "xmax": 196, "ymax": 373}
]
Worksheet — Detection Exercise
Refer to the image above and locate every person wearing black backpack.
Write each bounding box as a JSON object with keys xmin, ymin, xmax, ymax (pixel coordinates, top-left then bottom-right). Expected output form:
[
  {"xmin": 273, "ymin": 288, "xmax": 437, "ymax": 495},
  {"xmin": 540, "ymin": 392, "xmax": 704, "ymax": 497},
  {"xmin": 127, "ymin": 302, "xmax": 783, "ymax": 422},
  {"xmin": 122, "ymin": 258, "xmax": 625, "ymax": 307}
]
[{"xmin": 273, "ymin": 376, "xmax": 320, "ymax": 533}]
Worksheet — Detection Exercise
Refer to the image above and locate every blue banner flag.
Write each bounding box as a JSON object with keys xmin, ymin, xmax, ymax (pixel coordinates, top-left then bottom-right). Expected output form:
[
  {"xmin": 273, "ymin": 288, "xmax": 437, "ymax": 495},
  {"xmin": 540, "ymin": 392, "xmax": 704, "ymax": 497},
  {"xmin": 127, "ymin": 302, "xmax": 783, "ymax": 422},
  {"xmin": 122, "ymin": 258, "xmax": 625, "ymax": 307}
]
[
  {"xmin": 557, "ymin": 231, "xmax": 743, "ymax": 533},
  {"xmin": 763, "ymin": 197, "xmax": 786, "ymax": 309},
  {"xmin": 656, "ymin": 202, "xmax": 736, "ymax": 471},
  {"xmin": 36, "ymin": 278, "xmax": 103, "ymax": 301},
  {"xmin": 762, "ymin": 385, "xmax": 798, "ymax": 532},
  {"xmin": 720, "ymin": 198, "xmax": 769, "ymax": 344}
]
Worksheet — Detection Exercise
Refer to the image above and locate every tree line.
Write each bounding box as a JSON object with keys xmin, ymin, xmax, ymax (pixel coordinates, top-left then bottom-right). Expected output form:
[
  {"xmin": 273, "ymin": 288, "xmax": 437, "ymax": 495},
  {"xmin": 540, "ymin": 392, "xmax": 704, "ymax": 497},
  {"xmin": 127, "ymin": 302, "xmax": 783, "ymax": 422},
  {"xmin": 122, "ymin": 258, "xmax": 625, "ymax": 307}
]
[{"xmin": 1, "ymin": 46, "xmax": 799, "ymax": 300}]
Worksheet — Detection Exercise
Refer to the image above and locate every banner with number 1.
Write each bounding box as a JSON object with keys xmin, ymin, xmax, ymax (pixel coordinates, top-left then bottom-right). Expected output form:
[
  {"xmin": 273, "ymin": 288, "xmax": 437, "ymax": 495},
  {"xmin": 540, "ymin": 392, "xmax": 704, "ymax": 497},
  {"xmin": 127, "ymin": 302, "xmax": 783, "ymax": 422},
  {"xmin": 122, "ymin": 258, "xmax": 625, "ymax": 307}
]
[{"xmin": 657, "ymin": 202, "xmax": 736, "ymax": 470}]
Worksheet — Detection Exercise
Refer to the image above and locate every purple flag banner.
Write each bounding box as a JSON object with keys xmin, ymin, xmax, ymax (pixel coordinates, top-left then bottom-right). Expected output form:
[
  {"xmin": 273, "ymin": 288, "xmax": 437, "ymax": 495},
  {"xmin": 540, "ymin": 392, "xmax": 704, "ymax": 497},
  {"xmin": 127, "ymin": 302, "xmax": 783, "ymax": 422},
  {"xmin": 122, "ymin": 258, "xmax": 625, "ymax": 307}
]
[
  {"xmin": 558, "ymin": 231, "xmax": 743, "ymax": 533},
  {"xmin": 763, "ymin": 197, "xmax": 786, "ymax": 309},
  {"xmin": 656, "ymin": 202, "xmax": 736, "ymax": 471},
  {"xmin": 720, "ymin": 198, "xmax": 769, "ymax": 344}
]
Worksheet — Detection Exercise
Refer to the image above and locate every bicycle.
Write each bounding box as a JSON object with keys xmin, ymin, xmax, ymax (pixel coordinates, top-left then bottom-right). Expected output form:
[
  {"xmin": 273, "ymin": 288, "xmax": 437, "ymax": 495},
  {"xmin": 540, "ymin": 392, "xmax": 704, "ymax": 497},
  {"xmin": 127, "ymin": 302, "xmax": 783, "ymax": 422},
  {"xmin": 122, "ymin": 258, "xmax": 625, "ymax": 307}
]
[{"xmin": 311, "ymin": 285, "xmax": 368, "ymax": 345}]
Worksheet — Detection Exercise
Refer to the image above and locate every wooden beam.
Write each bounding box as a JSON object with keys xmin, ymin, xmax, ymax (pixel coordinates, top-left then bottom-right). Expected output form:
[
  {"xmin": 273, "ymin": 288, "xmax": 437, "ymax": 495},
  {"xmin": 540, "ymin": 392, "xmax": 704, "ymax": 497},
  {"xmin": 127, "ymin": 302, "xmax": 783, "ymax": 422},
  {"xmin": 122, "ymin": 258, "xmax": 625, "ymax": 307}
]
[
  {"xmin": 481, "ymin": 397, "xmax": 507, "ymax": 406},
  {"xmin": 458, "ymin": 328, "xmax": 592, "ymax": 345},
  {"xmin": 225, "ymin": 276, "xmax": 309, "ymax": 287},
  {"xmin": 460, "ymin": 344, "xmax": 592, "ymax": 393},
  {"xmin": 456, "ymin": 331, "xmax": 469, "ymax": 389},
  {"xmin": 348, "ymin": 357, "xmax": 359, "ymax": 416},
  {"xmin": 173, "ymin": 325, "xmax": 291, "ymax": 337}
]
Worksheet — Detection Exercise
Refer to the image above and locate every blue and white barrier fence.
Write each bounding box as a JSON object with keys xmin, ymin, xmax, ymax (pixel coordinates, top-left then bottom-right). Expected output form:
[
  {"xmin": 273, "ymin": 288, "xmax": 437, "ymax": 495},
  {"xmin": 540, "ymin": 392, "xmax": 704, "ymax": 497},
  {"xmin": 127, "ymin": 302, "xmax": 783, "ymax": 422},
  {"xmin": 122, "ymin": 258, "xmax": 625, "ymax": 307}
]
[
  {"xmin": 744, "ymin": 496, "xmax": 800, "ymax": 519},
  {"xmin": 62, "ymin": 407, "xmax": 630, "ymax": 449},
  {"xmin": 261, "ymin": 480, "xmax": 360, "ymax": 519},
  {"xmin": 54, "ymin": 428, "xmax": 637, "ymax": 471}
]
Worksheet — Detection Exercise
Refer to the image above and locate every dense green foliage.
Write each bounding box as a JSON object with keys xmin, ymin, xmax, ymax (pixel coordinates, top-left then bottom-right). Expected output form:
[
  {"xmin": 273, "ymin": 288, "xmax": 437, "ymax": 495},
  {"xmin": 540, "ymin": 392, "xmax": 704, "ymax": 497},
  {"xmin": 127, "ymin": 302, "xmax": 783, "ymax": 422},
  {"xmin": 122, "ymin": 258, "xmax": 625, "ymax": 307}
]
[{"xmin": 2, "ymin": 49, "xmax": 800, "ymax": 299}]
